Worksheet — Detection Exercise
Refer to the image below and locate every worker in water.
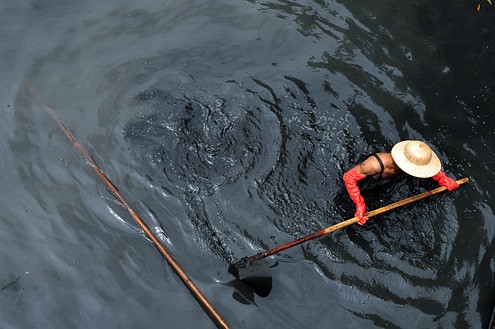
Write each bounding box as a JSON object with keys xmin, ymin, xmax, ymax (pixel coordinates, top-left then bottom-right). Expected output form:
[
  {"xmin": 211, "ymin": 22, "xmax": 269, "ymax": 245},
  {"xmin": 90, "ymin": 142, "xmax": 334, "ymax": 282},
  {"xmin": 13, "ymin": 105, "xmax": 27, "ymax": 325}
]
[{"xmin": 343, "ymin": 140, "xmax": 459, "ymax": 225}]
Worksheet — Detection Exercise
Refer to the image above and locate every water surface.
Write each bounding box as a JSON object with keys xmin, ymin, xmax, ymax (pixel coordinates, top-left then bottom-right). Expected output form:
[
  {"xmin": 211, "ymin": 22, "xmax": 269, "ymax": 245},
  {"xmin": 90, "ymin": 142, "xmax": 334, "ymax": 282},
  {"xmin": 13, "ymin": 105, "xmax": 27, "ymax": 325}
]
[{"xmin": 1, "ymin": 1, "xmax": 494, "ymax": 328}]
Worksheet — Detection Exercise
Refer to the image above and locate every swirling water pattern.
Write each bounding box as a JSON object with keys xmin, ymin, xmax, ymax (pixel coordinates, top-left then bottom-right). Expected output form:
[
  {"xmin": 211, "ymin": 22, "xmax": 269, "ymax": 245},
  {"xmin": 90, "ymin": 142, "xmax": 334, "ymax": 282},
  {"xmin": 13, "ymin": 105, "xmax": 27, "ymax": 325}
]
[{"xmin": 0, "ymin": 0, "xmax": 494, "ymax": 328}]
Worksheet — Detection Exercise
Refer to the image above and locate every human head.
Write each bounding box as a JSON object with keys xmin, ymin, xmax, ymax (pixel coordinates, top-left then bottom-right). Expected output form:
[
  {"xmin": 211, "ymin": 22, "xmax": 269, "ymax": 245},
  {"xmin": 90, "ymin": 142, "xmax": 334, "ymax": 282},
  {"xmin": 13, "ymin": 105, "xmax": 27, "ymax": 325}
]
[{"xmin": 391, "ymin": 140, "xmax": 441, "ymax": 178}]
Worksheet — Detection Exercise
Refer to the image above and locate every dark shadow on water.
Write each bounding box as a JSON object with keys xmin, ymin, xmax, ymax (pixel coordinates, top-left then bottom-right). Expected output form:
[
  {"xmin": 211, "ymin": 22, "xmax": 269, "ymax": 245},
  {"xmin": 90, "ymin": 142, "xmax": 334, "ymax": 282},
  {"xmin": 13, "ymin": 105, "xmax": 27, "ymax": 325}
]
[{"xmin": 224, "ymin": 279, "xmax": 258, "ymax": 305}]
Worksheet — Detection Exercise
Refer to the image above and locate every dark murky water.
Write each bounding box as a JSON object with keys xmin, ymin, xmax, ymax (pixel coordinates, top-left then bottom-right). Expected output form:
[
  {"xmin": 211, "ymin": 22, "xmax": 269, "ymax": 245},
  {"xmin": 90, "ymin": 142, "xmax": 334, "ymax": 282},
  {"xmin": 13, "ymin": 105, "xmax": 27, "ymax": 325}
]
[{"xmin": 1, "ymin": 1, "xmax": 494, "ymax": 328}]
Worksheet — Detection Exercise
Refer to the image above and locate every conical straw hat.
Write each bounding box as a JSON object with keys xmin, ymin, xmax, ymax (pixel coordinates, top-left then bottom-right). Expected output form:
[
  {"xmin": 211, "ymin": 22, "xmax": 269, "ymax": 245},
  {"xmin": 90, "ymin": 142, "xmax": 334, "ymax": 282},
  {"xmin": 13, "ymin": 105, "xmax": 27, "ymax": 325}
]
[{"xmin": 391, "ymin": 140, "xmax": 441, "ymax": 178}]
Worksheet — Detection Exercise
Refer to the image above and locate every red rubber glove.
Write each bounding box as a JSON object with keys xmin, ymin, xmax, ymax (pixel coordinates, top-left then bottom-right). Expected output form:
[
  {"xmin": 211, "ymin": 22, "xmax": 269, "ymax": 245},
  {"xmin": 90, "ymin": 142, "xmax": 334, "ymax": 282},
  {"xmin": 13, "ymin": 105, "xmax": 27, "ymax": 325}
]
[
  {"xmin": 432, "ymin": 171, "xmax": 459, "ymax": 191},
  {"xmin": 343, "ymin": 165, "xmax": 368, "ymax": 225}
]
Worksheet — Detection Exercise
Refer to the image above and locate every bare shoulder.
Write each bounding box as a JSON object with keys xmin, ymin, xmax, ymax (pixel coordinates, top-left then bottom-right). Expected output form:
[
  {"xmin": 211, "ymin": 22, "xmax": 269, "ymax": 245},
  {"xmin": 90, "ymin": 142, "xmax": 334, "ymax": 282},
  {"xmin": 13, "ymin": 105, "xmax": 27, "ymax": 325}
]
[
  {"xmin": 360, "ymin": 152, "xmax": 399, "ymax": 177},
  {"xmin": 376, "ymin": 153, "xmax": 394, "ymax": 167},
  {"xmin": 376, "ymin": 152, "xmax": 401, "ymax": 177},
  {"xmin": 359, "ymin": 154, "xmax": 382, "ymax": 176}
]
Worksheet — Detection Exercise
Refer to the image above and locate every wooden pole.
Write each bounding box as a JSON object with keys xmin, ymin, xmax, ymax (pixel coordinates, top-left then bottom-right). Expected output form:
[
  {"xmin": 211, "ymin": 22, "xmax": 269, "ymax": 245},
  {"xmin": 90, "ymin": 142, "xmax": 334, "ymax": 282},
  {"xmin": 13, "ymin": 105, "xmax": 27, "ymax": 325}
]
[
  {"xmin": 28, "ymin": 85, "xmax": 230, "ymax": 329},
  {"xmin": 247, "ymin": 178, "xmax": 469, "ymax": 262}
]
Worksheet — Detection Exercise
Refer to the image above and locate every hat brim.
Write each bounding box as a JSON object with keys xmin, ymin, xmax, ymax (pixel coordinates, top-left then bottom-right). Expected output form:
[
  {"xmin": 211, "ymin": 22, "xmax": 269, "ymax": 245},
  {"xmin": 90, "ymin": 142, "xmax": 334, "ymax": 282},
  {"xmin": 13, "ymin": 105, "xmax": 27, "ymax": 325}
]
[{"xmin": 391, "ymin": 140, "xmax": 441, "ymax": 178}]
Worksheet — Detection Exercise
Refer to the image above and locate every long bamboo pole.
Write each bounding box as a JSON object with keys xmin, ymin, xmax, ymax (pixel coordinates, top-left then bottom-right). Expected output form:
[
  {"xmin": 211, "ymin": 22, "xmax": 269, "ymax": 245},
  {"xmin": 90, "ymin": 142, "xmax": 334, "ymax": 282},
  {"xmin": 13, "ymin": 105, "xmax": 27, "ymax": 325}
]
[
  {"xmin": 244, "ymin": 177, "xmax": 469, "ymax": 262},
  {"xmin": 27, "ymin": 85, "xmax": 230, "ymax": 329}
]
